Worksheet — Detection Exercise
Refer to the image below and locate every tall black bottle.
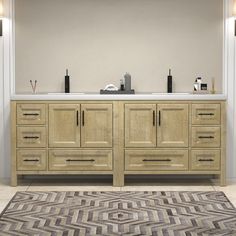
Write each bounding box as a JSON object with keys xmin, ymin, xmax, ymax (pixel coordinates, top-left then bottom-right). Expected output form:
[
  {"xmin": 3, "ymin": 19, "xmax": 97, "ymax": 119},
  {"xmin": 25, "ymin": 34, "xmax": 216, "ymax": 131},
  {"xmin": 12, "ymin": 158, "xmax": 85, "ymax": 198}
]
[
  {"xmin": 65, "ymin": 69, "xmax": 70, "ymax": 93},
  {"xmin": 167, "ymin": 69, "xmax": 172, "ymax": 93}
]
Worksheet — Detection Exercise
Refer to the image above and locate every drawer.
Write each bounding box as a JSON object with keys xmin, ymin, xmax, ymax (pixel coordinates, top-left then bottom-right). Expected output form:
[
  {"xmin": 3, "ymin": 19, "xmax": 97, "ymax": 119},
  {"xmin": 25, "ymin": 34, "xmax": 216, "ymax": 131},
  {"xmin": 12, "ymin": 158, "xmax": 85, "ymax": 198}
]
[
  {"xmin": 17, "ymin": 149, "xmax": 47, "ymax": 171},
  {"xmin": 17, "ymin": 127, "xmax": 47, "ymax": 148},
  {"xmin": 190, "ymin": 150, "xmax": 220, "ymax": 171},
  {"xmin": 48, "ymin": 149, "xmax": 112, "ymax": 171},
  {"xmin": 191, "ymin": 127, "xmax": 220, "ymax": 148},
  {"xmin": 125, "ymin": 149, "xmax": 188, "ymax": 171},
  {"xmin": 192, "ymin": 104, "xmax": 220, "ymax": 125},
  {"xmin": 17, "ymin": 104, "xmax": 46, "ymax": 125}
]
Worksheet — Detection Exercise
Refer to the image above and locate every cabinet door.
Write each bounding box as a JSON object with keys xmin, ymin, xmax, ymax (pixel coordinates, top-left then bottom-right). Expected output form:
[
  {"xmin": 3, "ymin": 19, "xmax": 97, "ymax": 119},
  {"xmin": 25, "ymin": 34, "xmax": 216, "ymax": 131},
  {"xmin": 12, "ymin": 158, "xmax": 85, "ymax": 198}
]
[
  {"xmin": 81, "ymin": 104, "xmax": 112, "ymax": 147},
  {"xmin": 157, "ymin": 104, "xmax": 188, "ymax": 147},
  {"xmin": 125, "ymin": 104, "xmax": 156, "ymax": 147},
  {"xmin": 49, "ymin": 104, "xmax": 80, "ymax": 147}
]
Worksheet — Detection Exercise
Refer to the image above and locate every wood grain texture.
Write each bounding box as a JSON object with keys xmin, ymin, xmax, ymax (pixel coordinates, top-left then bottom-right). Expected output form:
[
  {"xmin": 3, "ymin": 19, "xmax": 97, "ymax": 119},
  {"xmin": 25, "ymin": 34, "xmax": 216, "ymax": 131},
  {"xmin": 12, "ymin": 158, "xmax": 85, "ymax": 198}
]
[
  {"xmin": 125, "ymin": 104, "xmax": 157, "ymax": 148},
  {"xmin": 192, "ymin": 103, "xmax": 221, "ymax": 125},
  {"xmin": 16, "ymin": 126, "xmax": 47, "ymax": 148},
  {"xmin": 190, "ymin": 149, "xmax": 220, "ymax": 171},
  {"xmin": 81, "ymin": 104, "xmax": 112, "ymax": 148},
  {"xmin": 48, "ymin": 149, "xmax": 112, "ymax": 171},
  {"xmin": 49, "ymin": 104, "xmax": 80, "ymax": 148},
  {"xmin": 191, "ymin": 126, "xmax": 221, "ymax": 148},
  {"xmin": 220, "ymin": 101, "xmax": 226, "ymax": 186},
  {"xmin": 16, "ymin": 103, "xmax": 46, "ymax": 125},
  {"xmin": 17, "ymin": 149, "xmax": 47, "ymax": 171},
  {"xmin": 157, "ymin": 104, "xmax": 189, "ymax": 147},
  {"xmin": 113, "ymin": 101, "xmax": 125, "ymax": 186},
  {"xmin": 125, "ymin": 149, "xmax": 189, "ymax": 171},
  {"xmin": 11, "ymin": 100, "xmax": 226, "ymax": 187}
]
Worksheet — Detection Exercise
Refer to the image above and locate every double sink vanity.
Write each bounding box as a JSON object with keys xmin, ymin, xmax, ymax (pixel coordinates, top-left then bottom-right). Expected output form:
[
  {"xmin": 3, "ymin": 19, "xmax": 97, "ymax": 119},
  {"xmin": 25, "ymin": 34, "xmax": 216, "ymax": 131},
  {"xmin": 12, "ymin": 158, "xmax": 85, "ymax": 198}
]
[{"xmin": 10, "ymin": 93, "xmax": 226, "ymax": 186}]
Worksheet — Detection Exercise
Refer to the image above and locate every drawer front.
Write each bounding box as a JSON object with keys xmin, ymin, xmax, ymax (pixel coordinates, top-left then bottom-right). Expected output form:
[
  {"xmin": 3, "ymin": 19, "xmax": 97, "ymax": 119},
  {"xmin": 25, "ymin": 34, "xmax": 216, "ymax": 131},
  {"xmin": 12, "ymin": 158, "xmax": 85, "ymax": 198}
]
[
  {"xmin": 191, "ymin": 127, "xmax": 220, "ymax": 148},
  {"xmin": 192, "ymin": 104, "xmax": 220, "ymax": 125},
  {"xmin": 17, "ymin": 104, "xmax": 46, "ymax": 125},
  {"xmin": 17, "ymin": 149, "xmax": 47, "ymax": 171},
  {"xmin": 190, "ymin": 150, "xmax": 220, "ymax": 171},
  {"xmin": 49, "ymin": 149, "xmax": 112, "ymax": 171},
  {"xmin": 125, "ymin": 149, "xmax": 188, "ymax": 171},
  {"xmin": 17, "ymin": 127, "xmax": 47, "ymax": 148}
]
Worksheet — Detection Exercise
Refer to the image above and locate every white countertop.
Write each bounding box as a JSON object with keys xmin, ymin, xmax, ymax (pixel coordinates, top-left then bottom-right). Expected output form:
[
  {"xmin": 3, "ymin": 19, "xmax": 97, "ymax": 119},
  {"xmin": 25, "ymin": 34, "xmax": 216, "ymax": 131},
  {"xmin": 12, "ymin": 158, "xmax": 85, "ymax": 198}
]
[{"xmin": 11, "ymin": 93, "xmax": 227, "ymax": 101}]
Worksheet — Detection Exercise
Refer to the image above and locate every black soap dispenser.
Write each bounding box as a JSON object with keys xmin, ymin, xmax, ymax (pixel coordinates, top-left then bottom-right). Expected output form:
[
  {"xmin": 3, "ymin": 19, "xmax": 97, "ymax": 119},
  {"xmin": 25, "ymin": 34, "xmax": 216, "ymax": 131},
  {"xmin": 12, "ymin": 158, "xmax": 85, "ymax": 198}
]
[
  {"xmin": 65, "ymin": 69, "xmax": 70, "ymax": 93},
  {"xmin": 167, "ymin": 69, "xmax": 172, "ymax": 93}
]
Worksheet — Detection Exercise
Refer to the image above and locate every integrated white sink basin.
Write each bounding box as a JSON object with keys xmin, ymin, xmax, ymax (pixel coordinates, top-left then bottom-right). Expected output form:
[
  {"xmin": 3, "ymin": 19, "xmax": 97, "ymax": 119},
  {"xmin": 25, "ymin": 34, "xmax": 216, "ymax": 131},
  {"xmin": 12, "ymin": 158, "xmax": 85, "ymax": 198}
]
[
  {"xmin": 151, "ymin": 93, "xmax": 190, "ymax": 95},
  {"xmin": 48, "ymin": 92, "xmax": 85, "ymax": 95}
]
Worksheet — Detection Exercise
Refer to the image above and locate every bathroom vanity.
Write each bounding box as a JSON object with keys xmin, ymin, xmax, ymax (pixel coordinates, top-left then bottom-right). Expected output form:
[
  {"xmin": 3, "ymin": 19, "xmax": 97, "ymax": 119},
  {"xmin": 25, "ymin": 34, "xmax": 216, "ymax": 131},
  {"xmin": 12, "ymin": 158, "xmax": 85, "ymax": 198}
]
[{"xmin": 10, "ymin": 93, "xmax": 226, "ymax": 186}]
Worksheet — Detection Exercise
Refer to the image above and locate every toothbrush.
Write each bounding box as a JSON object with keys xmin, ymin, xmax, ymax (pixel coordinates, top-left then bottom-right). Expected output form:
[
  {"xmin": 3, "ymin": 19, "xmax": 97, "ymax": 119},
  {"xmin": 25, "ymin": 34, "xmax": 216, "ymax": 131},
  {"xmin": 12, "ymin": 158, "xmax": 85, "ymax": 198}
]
[{"xmin": 30, "ymin": 80, "xmax": 37, "ymax": 93}]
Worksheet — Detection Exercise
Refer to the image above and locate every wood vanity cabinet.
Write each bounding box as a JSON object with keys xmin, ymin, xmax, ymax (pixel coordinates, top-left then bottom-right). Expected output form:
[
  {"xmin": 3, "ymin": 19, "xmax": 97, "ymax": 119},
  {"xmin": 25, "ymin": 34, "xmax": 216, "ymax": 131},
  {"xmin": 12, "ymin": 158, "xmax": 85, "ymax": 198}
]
[
  {"xmin": 123, "ymin": 101, "xmax": 225, "ymax": 187},
  {"xmin": 11, "ymin": 102, "xmax": 113, "ymax": 186},
  {"xmin": 11, "ymin": 100, "xmax": 226, "ymax": 187}
]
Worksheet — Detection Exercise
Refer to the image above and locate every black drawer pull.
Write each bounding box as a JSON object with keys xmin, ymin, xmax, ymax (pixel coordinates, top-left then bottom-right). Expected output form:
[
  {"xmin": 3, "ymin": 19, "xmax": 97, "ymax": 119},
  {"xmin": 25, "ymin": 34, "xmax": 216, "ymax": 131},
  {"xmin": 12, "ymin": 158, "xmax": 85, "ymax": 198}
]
[
  {"xmin": 23, "ymin": 159, "xmax": 39, "ymax": 162},
  {"xmin": 198, "ymin": 113, "xmax": 214, "ymax": 116},
  {"xmin": 143, "ymin": 159, "xmax": 171, "ymax": 162},
  {"xmin": 153, "ymin": 110, "xmax": 155, "ymax": 126},
  {"xmin": 159, "ymin": 111, "xmax": 161, "ymax": 126},
  {"xmin": 23, "ymin": 136, "xmax": 39, "ymax": 139},
  {"xmin": 198, "ymin": 159, "xmax": 214, "ymax": 162},
  {"xmin": 198, "ymin": 136, "xmax": 214, "ymax": 139},
  {"xmin": 23, "ymin": 113, "xmax": 39, "ymax": 116},
  {"xmin": 66, "ymin": 159, "xmax": 95, "ymax": 162}
]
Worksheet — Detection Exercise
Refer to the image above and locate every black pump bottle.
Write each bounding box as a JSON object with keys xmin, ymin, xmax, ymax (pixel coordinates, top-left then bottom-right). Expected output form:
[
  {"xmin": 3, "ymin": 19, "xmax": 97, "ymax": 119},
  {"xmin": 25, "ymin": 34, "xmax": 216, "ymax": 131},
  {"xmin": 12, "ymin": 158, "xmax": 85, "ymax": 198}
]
[
  {"xmin": 65, "ymin": 69, "xmax": 70, "ymax": 93},
  {"xmin": 167, "ymin": 69, "xmax": 172, "ymax": 93}
]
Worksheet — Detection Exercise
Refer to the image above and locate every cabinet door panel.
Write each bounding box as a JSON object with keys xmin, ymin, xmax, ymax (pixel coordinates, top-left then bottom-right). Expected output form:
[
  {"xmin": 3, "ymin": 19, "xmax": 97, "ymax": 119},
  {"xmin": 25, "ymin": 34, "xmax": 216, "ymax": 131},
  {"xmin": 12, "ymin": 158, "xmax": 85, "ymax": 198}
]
[
  {"xmin": 125, "ymin": 104, "xmax": 156, "ymax": 147},
  {"xmin": 81, "ymin": 104, "xmax": 112, "ymax": 147},
  {"xmin": 49, "ymin": 104, "xmax": 80, "ymax": 147},
  {"xmin": 157, "ymin": 104, "xmax": 188, "ymax": 147}
]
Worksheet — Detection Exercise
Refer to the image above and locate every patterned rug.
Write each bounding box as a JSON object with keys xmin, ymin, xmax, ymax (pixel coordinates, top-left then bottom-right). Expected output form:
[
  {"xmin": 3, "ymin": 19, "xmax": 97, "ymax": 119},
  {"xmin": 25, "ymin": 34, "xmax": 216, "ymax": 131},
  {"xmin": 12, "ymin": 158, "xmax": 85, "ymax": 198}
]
[{"xmin": 0, "ymin": 191, "xmax": 236, "ymax": 236}]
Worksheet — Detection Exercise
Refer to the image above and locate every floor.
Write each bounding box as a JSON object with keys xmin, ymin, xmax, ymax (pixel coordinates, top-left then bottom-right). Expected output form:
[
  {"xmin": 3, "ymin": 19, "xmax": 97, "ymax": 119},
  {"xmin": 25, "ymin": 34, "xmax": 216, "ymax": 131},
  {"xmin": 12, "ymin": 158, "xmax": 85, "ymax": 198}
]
[{"xmin": 0, "ymin": 176, "xmax": 236, "ymax": 214}]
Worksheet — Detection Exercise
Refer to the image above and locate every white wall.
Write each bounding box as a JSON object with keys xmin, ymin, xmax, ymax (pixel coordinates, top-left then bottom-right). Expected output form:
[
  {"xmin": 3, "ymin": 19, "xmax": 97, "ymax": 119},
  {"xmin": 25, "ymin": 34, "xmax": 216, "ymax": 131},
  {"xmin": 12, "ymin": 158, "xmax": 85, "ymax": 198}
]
[{"xmin": 15, "ymin": 0, "xmax": 223, "ymax": 93}]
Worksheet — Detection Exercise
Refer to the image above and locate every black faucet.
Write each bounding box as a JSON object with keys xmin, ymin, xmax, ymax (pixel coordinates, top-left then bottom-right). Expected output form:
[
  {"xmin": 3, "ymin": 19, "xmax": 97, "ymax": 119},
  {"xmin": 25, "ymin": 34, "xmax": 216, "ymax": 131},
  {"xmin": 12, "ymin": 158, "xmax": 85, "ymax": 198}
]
[{"xmin": 65, "ymin": 69, "xmax": 70, "ymax": 93}]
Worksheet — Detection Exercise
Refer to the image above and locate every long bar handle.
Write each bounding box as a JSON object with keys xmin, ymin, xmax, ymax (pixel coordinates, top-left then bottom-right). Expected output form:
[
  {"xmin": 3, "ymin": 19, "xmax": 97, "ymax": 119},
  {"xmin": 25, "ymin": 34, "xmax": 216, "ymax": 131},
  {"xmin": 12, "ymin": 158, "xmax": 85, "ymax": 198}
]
[
  {"xmin": 23, "ymin": 113, "xmax": 39, "ymax": 116},
  {"xmin": 66, "ymin": 159, "xmax": 95, "ymax": 162},
  {"xmin": 23, "ymin": 136, "xmax": 39, "ymax": 139},
  {"xmin": 198, "ymin": 113, "xmax": 214, "ymax": 116},
  {"xmin": 82, "ymin": 111, "xmax": 85, "ymax": 126},
  {"xmin": 159, "ymin": 110, "xmax": 161, "ymax": 126},
  {"xmin": 198, "ymin": 136, "xmax": 214, "ymax": 139},
  {"xmin": 76, "ymin": 110, "xmax": 79, "ymax": 126},
  {"xmin": 143, "ymin": 159, "xmax": 171, "ymax": 162},
  {"xmin": 23, "ymin": 159, "xmax": 39, "ymax": 162},
  {"xmin": 198, "ymin": 159, "xmax": 214, "ymax": 162},
  {"xmin": 153, "ymin": 110, "xmax": 155, "ymax": 126}
]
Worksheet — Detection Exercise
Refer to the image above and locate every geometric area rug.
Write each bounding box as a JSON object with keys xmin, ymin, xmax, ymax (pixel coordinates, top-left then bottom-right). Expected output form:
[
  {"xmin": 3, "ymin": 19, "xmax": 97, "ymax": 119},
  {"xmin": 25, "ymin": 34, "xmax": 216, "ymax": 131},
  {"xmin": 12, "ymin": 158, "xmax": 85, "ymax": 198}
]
[{"xmin": 0, "ymin": 191, "xmax": 236, "ymax": 236}]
